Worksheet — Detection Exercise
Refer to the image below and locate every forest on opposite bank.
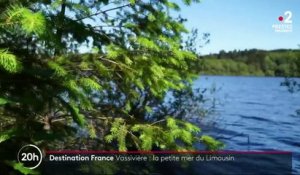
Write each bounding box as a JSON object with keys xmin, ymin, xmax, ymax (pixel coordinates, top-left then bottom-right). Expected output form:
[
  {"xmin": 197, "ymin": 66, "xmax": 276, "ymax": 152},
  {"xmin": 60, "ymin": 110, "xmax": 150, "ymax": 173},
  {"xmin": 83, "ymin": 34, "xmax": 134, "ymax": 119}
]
[{"xmin": 197, "ymin": 49, "xmax": 300, "ymax": 77}]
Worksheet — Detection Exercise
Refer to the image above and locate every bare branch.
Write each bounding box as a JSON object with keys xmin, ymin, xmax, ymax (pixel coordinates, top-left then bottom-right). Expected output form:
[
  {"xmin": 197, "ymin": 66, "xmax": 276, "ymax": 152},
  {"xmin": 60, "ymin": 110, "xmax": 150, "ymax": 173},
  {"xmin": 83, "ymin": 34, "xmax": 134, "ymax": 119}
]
[
  {"xmin": 75, "ymin": 3, "xmax": 131, "ymax": 22},
  {"xmin": 150, "ymin": 119, "xmax": 166, "ymax": 125},
  {"xmin": 99, "ymin": 56, "xmax": 136, "ymax": 72}
]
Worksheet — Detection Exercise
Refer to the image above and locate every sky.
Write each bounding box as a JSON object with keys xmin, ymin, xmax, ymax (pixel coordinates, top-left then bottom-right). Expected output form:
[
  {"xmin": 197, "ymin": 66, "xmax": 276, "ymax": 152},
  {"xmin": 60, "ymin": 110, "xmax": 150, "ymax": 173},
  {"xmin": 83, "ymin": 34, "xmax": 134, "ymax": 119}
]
[{"xmin": 176, "ymin": 0, "xmax": 300, "ymax": 55}]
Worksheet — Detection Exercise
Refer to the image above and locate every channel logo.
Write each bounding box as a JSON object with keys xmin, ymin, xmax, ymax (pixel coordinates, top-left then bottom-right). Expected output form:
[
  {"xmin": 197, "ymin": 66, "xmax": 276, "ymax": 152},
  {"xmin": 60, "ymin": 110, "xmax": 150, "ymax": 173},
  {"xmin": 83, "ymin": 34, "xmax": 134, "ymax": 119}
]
[{"xmin": 272, "ymin": 11, "xmax": 293, "ymax": 33}]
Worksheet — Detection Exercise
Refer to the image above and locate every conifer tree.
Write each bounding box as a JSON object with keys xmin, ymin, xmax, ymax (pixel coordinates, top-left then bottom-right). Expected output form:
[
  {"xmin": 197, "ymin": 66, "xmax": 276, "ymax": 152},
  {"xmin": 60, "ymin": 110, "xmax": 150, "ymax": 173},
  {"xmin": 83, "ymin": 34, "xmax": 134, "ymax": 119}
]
[{"xmin": 0, "ymin": 0, "xmax": 222, "ymax": 173}]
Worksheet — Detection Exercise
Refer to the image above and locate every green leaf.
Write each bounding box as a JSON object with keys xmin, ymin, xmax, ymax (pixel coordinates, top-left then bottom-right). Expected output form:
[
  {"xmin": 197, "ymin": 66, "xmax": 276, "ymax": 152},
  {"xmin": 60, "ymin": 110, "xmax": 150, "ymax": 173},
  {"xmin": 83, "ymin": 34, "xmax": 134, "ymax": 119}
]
[
  {"xmin": 124, "ymin": 23, "xmax": 136, "ymax": 28},
  {"xmin": 59, "ymin": 98, "xmax": 86, "ymax": 127},
  {"xmin": 124, "ymin": 56, "xmax": 133, "ymax": 65},
  {"xmin": 4, "ymin": 5, "xmax": 28, "ymax": 22},
  {"xmin": 5, "ymin": 161, "xmax": 40, "ymax": 175},
  {"xmin": 48, "ymin": 61, "xmax": 67, "ymax": 77},
  {"xmin": 129, "ymin": 0, "xmax": 136, "ymax": 5},
  {"xmin": 0, "ymin": 133, "xmax": 10, "ymax": 143},
  {"xmin": 51, "ymin": 0, "xmax": 64, "ymax": 9},
  {"xmin": 0, "ymin": 128, "xmax": 17, "ymax": 143},
  {"xmin": 124, "ymin": 102, "xmax": 131, "ymax": 112},
  {"xmin": 137, "ymin": 37, "xmax": 159, "ymax": 51},
  {"xmin": 21, "ymin": 11, "xmax": 46, "ymax": 35},
  {"xmin": 0, "ymin": 49, "xmax": 20, "ymax": 73},
  {"xmin": 69, "ymin": 104, "xmax": 86, "ymax": 127},
  {"xmin": 166, "ymin": 117, "xmax": 177, "ymax": 129},
  {"xmin": 0, "ymin": 97, "xmax": 9, "ymax": 105},
  {"xmin": 145, "ymin": 106, "xmax": 152, "ymax": 113},
  {"xmin": 91, "ymin": 47, "xmax": 100, "ymax": 54},
  {"xmin": 79, "ymin": 78, "xmax": 102, "ymax": 91},
  {"xmin": 166, "ymin": 2, "xmax": 180, "ymax": 11},
  {"xmin": 88, "ymin": 123, "xmax": 97, "ymax": 139},
  {"xmin": 105, "ymin": 135, "xmax": 114, "ymax": 143},
  {"xmin": 105, "ymin": 118, "xmax": 128, "ymax": 151},
  {"xmin": 147, "ymin": 13, "xmax": 156, "ymax": 22},
  {"xmin": 4, "ymin": 5, "xmax": 46, "ymax": 35},
  {"xmin": 201, "ymin": 135, "xmax": 224, "ymax": 151},
  {"xmin": 184, "ymin": 122, "xmax": 201, "ymax": 133}
]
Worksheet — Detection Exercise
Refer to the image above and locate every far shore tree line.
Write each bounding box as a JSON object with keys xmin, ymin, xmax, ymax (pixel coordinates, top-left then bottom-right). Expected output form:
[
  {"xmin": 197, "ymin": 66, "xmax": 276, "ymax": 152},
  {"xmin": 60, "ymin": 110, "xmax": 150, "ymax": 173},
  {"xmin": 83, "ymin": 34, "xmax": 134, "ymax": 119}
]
[{"xmin": 196, "ymin": 49, "xmax": 300, "ymax": 77}]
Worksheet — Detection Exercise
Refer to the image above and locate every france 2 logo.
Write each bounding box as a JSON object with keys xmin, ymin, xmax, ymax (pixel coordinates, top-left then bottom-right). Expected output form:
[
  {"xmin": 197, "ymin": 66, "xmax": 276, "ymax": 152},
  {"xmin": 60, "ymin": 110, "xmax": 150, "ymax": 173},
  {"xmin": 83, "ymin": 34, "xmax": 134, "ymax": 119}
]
[
  {"xmin": 272, "ymin": 11, "xmax": 293, "ymax": 33},
  {"xmin": 278, "ymin": 11, "xmax": 292, "ymax": 24}
]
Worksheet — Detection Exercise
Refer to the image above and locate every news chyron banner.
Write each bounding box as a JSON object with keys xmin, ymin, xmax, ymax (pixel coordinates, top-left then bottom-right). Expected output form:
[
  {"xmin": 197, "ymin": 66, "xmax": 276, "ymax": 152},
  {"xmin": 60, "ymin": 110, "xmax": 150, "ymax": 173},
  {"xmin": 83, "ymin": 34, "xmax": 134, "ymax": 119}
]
[{"xmin": 16, "ymin": 144, "xmax": 292, "ymax": 174}]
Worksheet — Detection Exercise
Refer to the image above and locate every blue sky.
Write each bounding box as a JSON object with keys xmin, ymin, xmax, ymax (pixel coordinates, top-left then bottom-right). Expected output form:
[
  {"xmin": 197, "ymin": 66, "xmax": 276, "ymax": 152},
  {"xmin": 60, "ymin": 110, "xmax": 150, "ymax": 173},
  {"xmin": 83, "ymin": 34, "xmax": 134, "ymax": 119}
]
[{"xmin": 176, "ymin": 0, "xmax": 300, "ymax": 55}]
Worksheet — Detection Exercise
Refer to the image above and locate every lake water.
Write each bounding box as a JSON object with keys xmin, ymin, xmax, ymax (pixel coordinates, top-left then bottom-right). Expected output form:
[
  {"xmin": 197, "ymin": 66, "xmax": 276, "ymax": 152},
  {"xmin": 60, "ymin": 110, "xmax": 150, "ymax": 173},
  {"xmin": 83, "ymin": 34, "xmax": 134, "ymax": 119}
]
[{"xmin": 194, "ymin": 76, "xmax": 300, "ymax": 174}]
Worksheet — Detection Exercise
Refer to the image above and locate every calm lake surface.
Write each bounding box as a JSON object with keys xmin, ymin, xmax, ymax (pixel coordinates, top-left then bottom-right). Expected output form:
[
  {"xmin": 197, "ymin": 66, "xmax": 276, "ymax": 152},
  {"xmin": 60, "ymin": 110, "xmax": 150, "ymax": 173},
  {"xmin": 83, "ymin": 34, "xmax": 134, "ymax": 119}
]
[{"xmin": 194, "ymin": 76, "xmax": 300, "ymax": 174}]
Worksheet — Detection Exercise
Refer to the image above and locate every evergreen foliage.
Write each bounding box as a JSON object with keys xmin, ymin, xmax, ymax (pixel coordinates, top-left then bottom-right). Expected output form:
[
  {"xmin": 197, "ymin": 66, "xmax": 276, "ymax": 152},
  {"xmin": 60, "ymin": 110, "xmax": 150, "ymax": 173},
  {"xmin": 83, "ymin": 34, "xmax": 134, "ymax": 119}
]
[
  {"xmin": 0, "ymin": 49, "xmax": 20, "ymax": 73},
  {"xmin": 0, "ymin": 0, "xmax": 221, "ymax": 174}
]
